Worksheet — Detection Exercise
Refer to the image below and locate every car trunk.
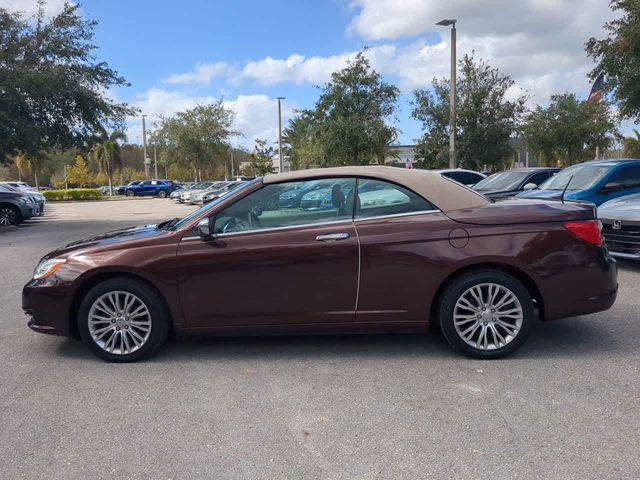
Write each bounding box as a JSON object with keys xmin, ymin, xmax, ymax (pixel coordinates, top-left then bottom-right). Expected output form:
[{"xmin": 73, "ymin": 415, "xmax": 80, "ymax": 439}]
[{"xmin": 445, "ymin": 199, "xmax": 596, "ymax": 225}]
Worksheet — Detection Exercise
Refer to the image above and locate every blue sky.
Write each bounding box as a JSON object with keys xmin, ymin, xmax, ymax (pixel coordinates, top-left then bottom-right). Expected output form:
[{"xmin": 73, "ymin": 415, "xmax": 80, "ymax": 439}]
[{"xmin": 3, "ymin": 0, "xmax": 628, "ymax": 149}]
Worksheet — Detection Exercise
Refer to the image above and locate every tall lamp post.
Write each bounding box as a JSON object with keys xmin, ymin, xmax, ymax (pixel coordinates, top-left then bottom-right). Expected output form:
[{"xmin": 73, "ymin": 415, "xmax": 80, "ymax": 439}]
[
  {"xmin": 436, "ymin": 19, "xmax": 457, "ymax": 169},
  {"xmin": 141, "ymin": 114, "xmax": 150, "ymax": 178},
  {"xmin": 276, "ymin": 97, "xmax": 285, "ymax": 173}
]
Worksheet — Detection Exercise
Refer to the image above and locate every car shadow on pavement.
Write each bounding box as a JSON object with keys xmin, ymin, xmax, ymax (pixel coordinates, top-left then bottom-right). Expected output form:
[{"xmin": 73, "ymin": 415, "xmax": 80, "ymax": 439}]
[
  {"xmin": 54, "ymin": 316, "xmax": 624, "ymax": 363},
  {"xmin": 617, "ymin": 259, "xmax": 640, "ymax": 273}
]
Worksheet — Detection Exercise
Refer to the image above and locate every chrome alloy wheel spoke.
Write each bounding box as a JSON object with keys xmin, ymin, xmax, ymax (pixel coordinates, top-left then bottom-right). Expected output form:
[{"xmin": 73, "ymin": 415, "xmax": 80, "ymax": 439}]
[
  {"xmin": 88, "ymin": 291, "xmax": 152, "ymax": 355},
  {"xmin": 453, "ymin": 283, "xmax": 523, "ymax": 351}
]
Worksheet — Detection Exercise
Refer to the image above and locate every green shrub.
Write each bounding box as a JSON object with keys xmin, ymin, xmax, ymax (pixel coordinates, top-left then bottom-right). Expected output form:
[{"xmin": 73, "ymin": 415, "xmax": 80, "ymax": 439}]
[{"xmin": 43, "ymin": 188, "xmax": 103, "ymax": 201}]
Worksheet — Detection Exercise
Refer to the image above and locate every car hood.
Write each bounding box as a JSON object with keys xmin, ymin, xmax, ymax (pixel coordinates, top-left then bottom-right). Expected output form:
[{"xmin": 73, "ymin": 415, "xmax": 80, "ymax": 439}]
[
  {"xmin": 515, "ymin": 189, "xmax": 584, "ymax": 201},
  {"xmin": 599, "ymin": 193, "xmax": 640, "ymax": 222},
  {"xmin": 474, "ymin": 189, "xmax": 520, "ymax": 198},
  {"xmin": 45, "ymin": 224, "xmax": 169, "ymax": 259}
]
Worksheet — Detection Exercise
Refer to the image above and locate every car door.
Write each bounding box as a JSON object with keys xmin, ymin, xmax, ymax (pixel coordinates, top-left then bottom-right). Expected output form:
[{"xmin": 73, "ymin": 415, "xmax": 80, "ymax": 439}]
[
  {"xmin": 352, "ymin": 178, "xmax": 454, "ymax": 324},
  {"xmin": 176, "ymin": 177, "xmax": 359, "ymax": 329},
  {"xmin": 137, "ymin": 180, "xmax": 151, "ymax": 195}
]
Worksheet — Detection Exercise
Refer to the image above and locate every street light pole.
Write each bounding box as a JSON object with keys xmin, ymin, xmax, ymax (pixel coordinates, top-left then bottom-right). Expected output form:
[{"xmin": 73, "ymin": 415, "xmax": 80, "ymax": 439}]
[
  {"xmin": 276, "ymin": 97, "xmax": 285, "ymax": 173},
  {"xmin": 141, "ymin": 114, "xmax": 150, "ymax": 178},
  {"xmin": 437, "ymin": 19, "xmax": 457, "ymax": 169},
  {"xmin": 153, "ymin": 145, "xmax": 158, "ymax": 179}
]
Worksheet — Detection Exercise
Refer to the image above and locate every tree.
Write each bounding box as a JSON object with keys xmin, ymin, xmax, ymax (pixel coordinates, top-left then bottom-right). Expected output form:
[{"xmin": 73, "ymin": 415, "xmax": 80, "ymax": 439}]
[
  {"xmin": 243, "ymin": 139, "xmax": 275, "ymax": 176},
  {"xmin": 90, "ymin": 127, "xmax": 126, "ymax": 195},
  {"xmin": 521, "ymin": 93, "xmax": 619, "ymax": 166},
  {"xmin": 151, "ymin": 102, "xmax": 238, "ymax": 180},
  {"xmin": 282, "ymin": 110, "xmax": 323, "ymax": 170},
  {"xmin": 586, "ymin": 0, "xmax": 640, "ymax": 122},
  {"xmin": 0, "ymin": 1, "xmax": 133, "ymax": 160},
  {"xmin": 411, "ymin": 53, "xmax": 526, "ymax": 170},
  {"xmin": 623, "ymin": 129, "xmax": 640, "ymax": 158},
  {"xmin": 67, "ymin": 155, "xmax": 93, "ymax": 187},
  {"xmin": 310, "ymin": 50, "xmax": 400, "ymax": 166}
]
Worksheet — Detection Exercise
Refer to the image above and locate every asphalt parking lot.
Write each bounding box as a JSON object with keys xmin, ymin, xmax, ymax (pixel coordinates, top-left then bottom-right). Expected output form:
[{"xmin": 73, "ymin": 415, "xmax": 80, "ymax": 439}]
[{"xmin": 1, "ymin": 199, "xmax": 639, "ymax": 480}]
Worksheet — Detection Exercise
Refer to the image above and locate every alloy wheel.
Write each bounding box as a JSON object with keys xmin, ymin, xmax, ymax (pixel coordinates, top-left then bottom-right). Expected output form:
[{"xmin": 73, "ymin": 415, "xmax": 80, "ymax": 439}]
[
  {"xmin": 88, "ymin": 291, "xmax": 152, "ymax": 355},
  {"xmin": 0, "ymin": 207, "xmax": 17, "ymax": 226},
  {"xmin": 453, "ymin": 283, "xmax": 524, "ymax": 350}
]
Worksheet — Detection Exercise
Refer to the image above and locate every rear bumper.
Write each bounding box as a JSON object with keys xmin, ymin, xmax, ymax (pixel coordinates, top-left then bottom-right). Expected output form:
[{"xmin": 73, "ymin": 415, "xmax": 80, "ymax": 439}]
[{"xmin": 542, "ymin": 247, "xmax": 618, "ymax": 320}]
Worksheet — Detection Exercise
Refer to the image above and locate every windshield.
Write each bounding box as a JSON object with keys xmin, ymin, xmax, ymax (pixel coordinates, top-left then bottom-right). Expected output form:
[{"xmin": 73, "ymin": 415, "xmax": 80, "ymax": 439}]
[
  {"xmin": 540, "ymin": 165, "xmax": 612, "ymax": 191},
  {"xmin": 0, "ymin": 184, "xmax": 20, "ymax": 193},
  {"xmin": 192, "ymin": 181, "xmax": 214, "ymax": 190},
  {"xmin": 169, "ymin": 181, "xmax": 255, "ymax": 231},
  {"xmin": 473, "ymin": 171, "xmax": 529, "ymax": 191}
]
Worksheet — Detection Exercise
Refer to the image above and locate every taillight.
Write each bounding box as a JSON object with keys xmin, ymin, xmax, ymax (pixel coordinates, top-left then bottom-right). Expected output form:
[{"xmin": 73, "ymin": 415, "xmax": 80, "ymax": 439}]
[{"xmin": 564, "ymin": 220, "xmax": 603, "ymax": 246}]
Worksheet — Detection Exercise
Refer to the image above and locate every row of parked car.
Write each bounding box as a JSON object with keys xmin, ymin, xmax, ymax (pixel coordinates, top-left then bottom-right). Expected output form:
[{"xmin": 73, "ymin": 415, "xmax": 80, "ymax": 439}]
[
  {"xmin": 457, "ymin": 159, "xmax": 640, "ymax": 261},
  {"xmin": 0, "ymin": 181, "xmax": 46, "ymax": 226}
]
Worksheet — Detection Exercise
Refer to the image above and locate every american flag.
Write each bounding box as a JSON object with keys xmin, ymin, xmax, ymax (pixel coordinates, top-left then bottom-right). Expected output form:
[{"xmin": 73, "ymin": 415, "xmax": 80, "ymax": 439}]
[{"xmin": 588, "ymin": 71, "xmax": 605, "ymax": 102}]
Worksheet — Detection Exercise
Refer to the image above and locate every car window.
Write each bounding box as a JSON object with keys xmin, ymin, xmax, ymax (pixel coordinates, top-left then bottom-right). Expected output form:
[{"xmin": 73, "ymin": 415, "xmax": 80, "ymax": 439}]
[
  {"xmin": 527, "ymin": 171, "xmax": 551, "ymax": 186},
  {"xmin": 141, "ymin": 181, "xmax": 151, "ymax": 186},
  {"xmin": 473, "ymin": 171, "xmax": 529, "ymax": 191},
  {"xmin": 541, "ymin": 165, "xmax": 611, "ymax": 191},
  {"xmin": 355, "ymin": 179, "xmax": 436, "ymax": 219},
  {"xmin": 606, "ymin": 165, "xmax": 640, "ymax": 187},
  {"xmin": 213, "ymin": 178, "xmax": 356, "ymax": 234}
]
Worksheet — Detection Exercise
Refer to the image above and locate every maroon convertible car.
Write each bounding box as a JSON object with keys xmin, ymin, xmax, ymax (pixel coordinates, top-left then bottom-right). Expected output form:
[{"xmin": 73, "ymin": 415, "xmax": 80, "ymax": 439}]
[{"xmin": 23, "ymin": 166, "xmax": 618, "ymax": 362}]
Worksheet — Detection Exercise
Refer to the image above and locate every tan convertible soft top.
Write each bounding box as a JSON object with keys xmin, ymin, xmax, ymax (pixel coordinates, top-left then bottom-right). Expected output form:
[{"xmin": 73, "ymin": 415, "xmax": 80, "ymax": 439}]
[{"xmin": 262, "ymin": 165, "xmax": 489, "ymax": 212}]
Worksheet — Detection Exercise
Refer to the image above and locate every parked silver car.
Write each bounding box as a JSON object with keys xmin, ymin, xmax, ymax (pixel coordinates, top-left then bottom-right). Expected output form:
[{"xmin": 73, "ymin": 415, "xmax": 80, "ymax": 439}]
[
  {"xmin": 191, "ymin": 181, "xmax": 234, "ymax": 205},
  {"xmin": 598, "ymin": 192, "xmax": 640, "ymax": 260},
  {"xmin": 178, "ymin": 181, "xmax": 216, "ymax": 203}
]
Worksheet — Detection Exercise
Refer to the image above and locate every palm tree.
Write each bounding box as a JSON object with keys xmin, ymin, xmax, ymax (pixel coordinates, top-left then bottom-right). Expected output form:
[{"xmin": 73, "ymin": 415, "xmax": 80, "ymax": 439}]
[
  {"xmin": 623, "ymin": 129, "xmax": 640, "ymax": 158},
  {"xmin": 91, "ymin": 127, "xmax": 127, "ymax": 195}
]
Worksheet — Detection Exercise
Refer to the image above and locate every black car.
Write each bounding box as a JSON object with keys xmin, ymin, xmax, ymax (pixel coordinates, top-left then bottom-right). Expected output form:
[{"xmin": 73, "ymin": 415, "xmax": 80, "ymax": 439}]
[{"xmin": 472, "ymin": 168, "xmax": 561, "ymax": 200}]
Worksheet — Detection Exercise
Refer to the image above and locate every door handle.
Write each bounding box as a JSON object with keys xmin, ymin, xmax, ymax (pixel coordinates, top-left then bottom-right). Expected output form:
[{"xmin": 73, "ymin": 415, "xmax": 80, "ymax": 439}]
[{"xmin": 315, "ymin": 232, "xmax": 350, "ymax": 242}]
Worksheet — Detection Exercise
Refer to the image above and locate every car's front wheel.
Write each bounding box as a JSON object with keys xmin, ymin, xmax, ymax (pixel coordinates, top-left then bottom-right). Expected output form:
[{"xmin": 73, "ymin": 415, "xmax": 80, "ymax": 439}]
[
  {"xmin": 158, "ymin": 190, "xmax": 167, "ymax": 198},
  {"xmin": 438, "ymin": 270, "xmax": 533, "ymax": 359},
  {"xmin": 125, "ymin": 190, "xmax": 134, "ymax": 197},
  {"xmin": 78, "ymin": 278, "xmax": 170, "ymax": 362}
]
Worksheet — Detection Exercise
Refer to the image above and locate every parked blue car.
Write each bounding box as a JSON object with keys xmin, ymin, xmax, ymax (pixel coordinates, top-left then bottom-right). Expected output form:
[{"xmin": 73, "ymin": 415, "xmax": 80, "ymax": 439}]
[
  {"xmin": 124, "ymin": 179, "xmax": 175, "ymax": 198},
  {"xmin": 516, "ymin": 159, "xmax": 640, "ymax": 206}
]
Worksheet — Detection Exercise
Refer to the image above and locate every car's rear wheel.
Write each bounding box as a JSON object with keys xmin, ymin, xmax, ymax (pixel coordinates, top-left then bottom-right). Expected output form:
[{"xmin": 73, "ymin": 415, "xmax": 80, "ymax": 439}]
[
  {"xmin": 125, "ymin": 190, "xmax": 134, "ymax": 197},
  {"xmin": 78, "ymin": 278, "xmax": 170, "ymax": 362},
  {"xmin": 438, "ymin": 270, "xmax": 533, "ymax": 359},
  {"xmin": 0, "ymin": 204, "xmax": 21, "ymax": 226},
  {"xmin": 158, "ymin": 190, "xmax": 167, "ymax": 198}
]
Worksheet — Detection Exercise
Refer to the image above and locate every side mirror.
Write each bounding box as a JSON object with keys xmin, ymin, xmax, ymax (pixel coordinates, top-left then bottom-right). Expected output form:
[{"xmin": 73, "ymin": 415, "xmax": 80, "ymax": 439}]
[
  {"xmin": 196, "ymin": 217, "xmax": 214, "ymax": 238},
  {"xmin": 523, "ymin": 183, "xmax": 538, "ymax": 191}
]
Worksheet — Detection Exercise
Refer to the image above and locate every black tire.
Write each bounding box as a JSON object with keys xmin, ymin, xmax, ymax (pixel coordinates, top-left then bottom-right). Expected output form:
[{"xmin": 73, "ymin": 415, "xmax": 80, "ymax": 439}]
[
  {"xmin": 125, "ymin": 190, "xmax": 134, "ymax": 197},
  {"xmin": 0, "ymin": 204, "xmax": 21, "ymax": 226},
  {"xmin": 78, "ymin": 277, "xmax": 171, "ymax": 362},
  {"xmin": 158, "ymin": 190, "xmax": 167, "ymax": 198},
  {"xmin": 438, "ymin": 270, "xmax": 533, "ymax": 359}
]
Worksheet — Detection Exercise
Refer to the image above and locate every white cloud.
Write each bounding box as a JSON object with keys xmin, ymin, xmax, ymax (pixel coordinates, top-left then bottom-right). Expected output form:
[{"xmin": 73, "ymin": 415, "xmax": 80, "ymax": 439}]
[
  {"xmin": 127, "ymin": 89, "xmax": 295, "ymax": 149},
  {"xmin": 163, "ymin": 62, "xmax": 232, "ymax": 85},
  {"xmin": 0, "ymin": 0, "xmax": 70, "ymax": 17},
  {"xmin": 344, "ymin": 0, "xmax": 617, "ymax": 103}
]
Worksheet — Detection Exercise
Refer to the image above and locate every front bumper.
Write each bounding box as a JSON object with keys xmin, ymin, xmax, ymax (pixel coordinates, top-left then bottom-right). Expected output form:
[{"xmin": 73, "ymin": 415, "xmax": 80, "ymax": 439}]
[
  {"xmin": 601, "ymin": 220, "xmax": 640, "ymax": 260},
  {"xmin": 23, "ymin": 280, "xmax": 73, "ymax": 337}
]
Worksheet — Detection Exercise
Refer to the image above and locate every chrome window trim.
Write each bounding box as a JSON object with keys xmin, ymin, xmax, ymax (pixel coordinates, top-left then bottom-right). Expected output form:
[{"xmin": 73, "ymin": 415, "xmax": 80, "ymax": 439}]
[
  {"xmin": 180, "ymin": 209, "xmax": 441, "ymax": 242},
  {"xmin": 181, "ymin": 217, "xmax": 355, "ymax": 241},
  {"xmin": 353, "ymin": 209, "xmax": 441, "ymax": 222}
]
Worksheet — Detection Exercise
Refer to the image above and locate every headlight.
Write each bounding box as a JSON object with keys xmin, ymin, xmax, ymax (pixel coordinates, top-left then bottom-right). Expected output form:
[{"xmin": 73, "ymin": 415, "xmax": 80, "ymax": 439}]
[{"xmin": 33, "ymin": 258, "xmax": 66, "ymax": 280}]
